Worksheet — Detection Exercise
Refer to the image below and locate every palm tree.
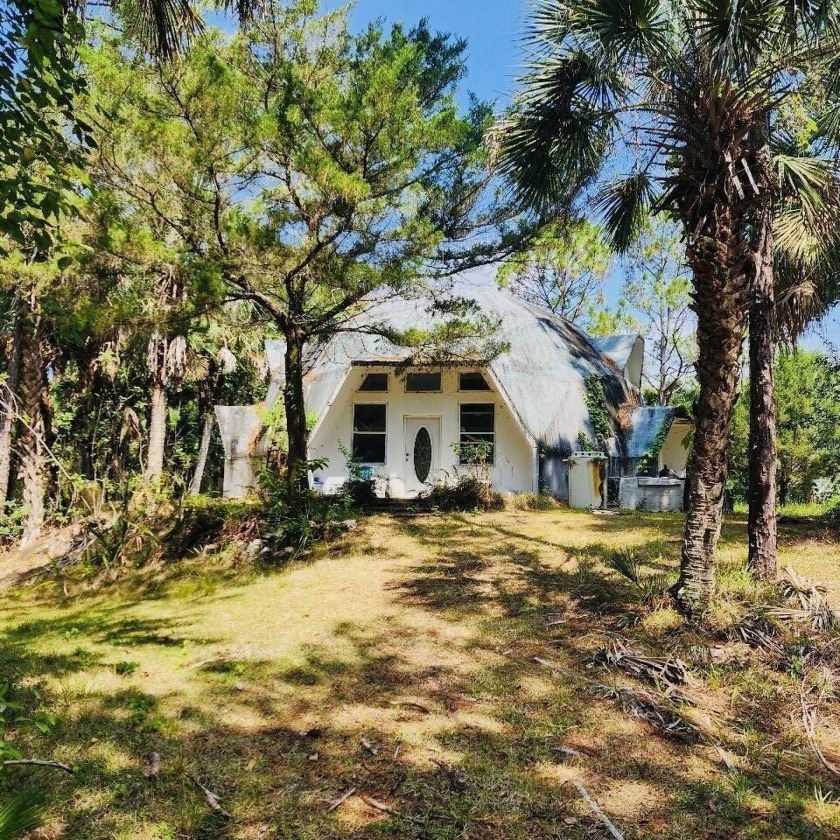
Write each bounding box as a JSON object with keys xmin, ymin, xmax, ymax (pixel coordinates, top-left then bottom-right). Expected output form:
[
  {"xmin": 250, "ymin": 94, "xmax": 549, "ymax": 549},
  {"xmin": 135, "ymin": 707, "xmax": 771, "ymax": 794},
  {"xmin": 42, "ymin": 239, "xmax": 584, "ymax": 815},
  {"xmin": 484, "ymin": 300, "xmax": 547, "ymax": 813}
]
[
  {"xmin": 499, "ymin": 1, "xmax": 840, "ymax": 613},
  {"xmin": 747, "ymin": 128, "xmax": 840, "ymax": 580},
  {"xmin": 79, "ymin": 0, "xmax": 261, "ymax": 59}
]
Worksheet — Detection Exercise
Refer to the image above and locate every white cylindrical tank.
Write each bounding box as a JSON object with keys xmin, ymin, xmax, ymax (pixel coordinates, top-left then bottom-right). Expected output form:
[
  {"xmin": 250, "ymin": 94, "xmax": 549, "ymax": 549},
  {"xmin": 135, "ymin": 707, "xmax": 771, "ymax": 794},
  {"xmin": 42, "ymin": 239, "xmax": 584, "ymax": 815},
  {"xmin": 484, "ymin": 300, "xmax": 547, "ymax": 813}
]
[{"xmin": 567, "ymin": 451, "xmax": 607, "ymax": 509}]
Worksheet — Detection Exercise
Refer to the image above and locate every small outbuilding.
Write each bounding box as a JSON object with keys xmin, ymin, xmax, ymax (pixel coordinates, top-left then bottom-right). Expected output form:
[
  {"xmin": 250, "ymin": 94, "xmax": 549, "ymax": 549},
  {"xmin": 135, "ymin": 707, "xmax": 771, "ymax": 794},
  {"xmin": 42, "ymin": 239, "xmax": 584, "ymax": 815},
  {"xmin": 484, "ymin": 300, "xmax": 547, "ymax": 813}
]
[{"xmin": 215, "ymin": 281, "xmax": 693, "ymax": 508}]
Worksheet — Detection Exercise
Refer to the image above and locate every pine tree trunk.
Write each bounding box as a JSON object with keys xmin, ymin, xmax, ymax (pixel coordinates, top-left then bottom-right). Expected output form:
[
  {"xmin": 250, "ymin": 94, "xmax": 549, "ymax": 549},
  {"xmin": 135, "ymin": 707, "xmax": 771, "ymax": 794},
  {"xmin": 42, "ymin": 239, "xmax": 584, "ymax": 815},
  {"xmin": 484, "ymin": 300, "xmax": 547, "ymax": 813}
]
[
  {"xmin": 0, "ymin": 302, "xmax": 23, "ymax": 506},
  {"xmin": 283, "ymin": 329, "xmax": 310, "ymax": 501},
  {"xmin": 145, "ymin": 382, "xmax": 167, "ymax": 481},
  {"xmin": 747, "ymin": 205, "xmax": 778, "ymax": 581},
  {"xmin": 18, "ymin": 316, "xmax": 50, "ymax": 547},
  {"xmin": 189, "ymin": 411, "xmax": 214, "ymax": 495}
]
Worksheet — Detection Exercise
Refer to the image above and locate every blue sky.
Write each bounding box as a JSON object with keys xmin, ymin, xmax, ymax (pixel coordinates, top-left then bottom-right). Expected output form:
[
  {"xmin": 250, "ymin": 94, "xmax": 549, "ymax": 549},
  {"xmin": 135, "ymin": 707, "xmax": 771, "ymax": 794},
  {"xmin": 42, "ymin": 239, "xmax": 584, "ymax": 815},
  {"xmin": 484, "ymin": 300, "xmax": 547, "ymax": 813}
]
[
  {"xmin": 348, "ymin": 0, "xmax": 525, "ymax": 106},
  {"xmin": 343, "ymin": 1, "xmax": 840, "ymax": 351}
]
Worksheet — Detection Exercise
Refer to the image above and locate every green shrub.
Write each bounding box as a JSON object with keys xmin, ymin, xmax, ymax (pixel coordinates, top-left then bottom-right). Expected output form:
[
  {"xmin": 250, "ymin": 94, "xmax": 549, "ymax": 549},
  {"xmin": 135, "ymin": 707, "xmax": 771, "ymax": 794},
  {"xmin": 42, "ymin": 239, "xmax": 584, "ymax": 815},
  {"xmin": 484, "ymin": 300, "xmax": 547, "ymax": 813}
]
[
  {"xmin": 510, "ymin": 491, "xmax": 559, "ymax": 511},
  {"xmin": 0, "ymin": 501, "xmax": 25, "ymax": 545},
  {"xmin": 424, "ymin": 476, "xmax": 504, "ymax": 512},
  {"xmin": 260, "ymin": 459, "xmax": 360, "ymax": 557},
  {"xmin": 823, "ymin": 496, "xmax": 840, "ymax": 528}
]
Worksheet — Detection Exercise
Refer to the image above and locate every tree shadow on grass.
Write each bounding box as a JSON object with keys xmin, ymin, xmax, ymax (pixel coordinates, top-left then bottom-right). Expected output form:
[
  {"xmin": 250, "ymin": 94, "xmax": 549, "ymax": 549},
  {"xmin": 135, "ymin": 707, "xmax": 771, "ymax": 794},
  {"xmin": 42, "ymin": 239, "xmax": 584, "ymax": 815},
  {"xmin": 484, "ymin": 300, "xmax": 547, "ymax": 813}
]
[
  {"xmin": 6, "ymin": 654, "xmax": 824, "ymax": 840},
  {"xmin": 1, "ymin": 511, "xmax": 837, "ymax": 838},
  {"xmin": 393, "ymin": 514, "xmax": 668, "ymax": 624}
]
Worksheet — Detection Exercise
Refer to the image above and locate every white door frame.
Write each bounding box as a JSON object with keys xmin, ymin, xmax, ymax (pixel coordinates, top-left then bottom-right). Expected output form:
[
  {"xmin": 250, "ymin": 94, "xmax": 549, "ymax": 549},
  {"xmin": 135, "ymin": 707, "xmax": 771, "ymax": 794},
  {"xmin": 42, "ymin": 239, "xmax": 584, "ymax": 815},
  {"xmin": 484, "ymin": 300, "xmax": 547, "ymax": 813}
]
[{"xmin": 403, "ymin": 415, "xmax": 441, "ymax": 496}]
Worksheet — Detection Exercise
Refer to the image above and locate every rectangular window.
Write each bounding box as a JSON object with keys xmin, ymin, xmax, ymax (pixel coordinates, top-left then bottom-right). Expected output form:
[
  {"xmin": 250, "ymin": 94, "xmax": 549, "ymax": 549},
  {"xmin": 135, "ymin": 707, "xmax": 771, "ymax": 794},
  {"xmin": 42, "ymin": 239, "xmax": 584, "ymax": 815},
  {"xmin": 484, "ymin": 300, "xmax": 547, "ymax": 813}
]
[
  {"xmin": 359, "ymin": 372, "xmax": 388, "ymax": 392},
  {"xmin": 405, "ymin": 372, "xmax": 441, "ymax": 392},
  {"xmin": 459, "ymin": 371, "xmax": 491, "ymax": 391},
  {"xmin": 459, "ymin": 403, "xmax": 495, "ymax": 464},
  {"xmin": 353, "ymin": 404, "xmax": 386, "ymax": 464}
]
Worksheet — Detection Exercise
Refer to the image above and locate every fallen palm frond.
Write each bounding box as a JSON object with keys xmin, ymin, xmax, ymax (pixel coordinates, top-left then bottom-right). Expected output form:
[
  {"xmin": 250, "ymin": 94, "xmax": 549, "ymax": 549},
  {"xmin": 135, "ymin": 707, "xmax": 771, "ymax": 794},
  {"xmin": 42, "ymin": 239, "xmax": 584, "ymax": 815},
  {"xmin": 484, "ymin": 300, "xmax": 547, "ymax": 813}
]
[
  {"xmin": 799, "ymin": 680, "xmax": 840, "ymax": 778},
  {"xmin": 594, "ymin": 640, "xmax": 690, "ymax": 686},
  {"xmin": 773, "ymin": 566, "xmax": 838, "ymax": 631},
  {"xmin": 534, "ymin": 654, "xmax": 696, "ymax": 740},
  {"xmin": 595, "ymin": 683, "xmax": 699, "ymax": 741},
  {"xmin": 733, "ymin": 618, "xmax": 784, "ymax": 655}
]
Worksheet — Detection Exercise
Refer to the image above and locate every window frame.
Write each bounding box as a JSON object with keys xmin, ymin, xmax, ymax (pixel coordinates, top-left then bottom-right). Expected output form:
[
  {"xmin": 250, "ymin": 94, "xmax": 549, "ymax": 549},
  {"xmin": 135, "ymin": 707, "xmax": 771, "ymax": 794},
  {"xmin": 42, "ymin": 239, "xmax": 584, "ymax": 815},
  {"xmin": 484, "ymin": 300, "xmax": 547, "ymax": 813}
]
[
  {"xmin": 352, "ymin": 403, "xmax": 387, "ymax": 465},
  {"xmin": 404, "ymin": 371, "xmax": 442, "ymax": 393},
  {"xmin": 458, "ymin": 371, "xmax": 492, "ymax": 392},
  {"xmin": 358, "ymin": 372, "xmax": 389, "ymax": 392},
  {"xmin": 458, "ymin": 401, "xmax": 496, "ymax": 466}
]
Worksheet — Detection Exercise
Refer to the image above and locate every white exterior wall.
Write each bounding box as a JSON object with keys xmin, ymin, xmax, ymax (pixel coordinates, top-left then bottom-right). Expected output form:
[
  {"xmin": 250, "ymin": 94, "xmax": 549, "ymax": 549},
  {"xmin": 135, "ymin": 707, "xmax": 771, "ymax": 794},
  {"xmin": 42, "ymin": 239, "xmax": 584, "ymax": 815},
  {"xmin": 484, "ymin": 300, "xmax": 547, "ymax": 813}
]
[
  {"xmin": 568, "ymin": 453, "xmax": 607, "ymax": 509},
  {"xmin": 307, "ymin": 366, "xmax": 536, "ymax": 497},
  {"xmin": 658, "ymin": 420, "xmax": 693, "ymax": 477}
]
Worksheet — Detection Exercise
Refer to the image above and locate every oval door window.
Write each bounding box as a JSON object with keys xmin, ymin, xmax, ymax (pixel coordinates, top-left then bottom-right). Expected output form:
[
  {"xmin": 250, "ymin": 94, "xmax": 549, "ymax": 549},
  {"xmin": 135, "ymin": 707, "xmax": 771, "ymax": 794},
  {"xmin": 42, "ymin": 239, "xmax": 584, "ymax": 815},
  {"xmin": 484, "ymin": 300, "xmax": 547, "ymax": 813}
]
[{"xmin": 413, "ymin": 426, "xmax": 432, "ymax": 482}]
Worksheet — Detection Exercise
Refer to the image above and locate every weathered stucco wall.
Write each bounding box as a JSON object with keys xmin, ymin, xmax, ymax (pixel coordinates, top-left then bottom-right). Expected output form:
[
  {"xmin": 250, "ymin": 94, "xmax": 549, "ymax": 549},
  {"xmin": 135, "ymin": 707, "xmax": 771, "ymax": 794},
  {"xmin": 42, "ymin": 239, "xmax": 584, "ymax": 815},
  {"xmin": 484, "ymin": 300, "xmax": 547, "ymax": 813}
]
[
  {"xmin": 619, "ymin": 477, "xmax": 684, "ymax": 512},
  {"xmin": 215, "ymin": 406, "xmax": 267, "ymax": 499}
]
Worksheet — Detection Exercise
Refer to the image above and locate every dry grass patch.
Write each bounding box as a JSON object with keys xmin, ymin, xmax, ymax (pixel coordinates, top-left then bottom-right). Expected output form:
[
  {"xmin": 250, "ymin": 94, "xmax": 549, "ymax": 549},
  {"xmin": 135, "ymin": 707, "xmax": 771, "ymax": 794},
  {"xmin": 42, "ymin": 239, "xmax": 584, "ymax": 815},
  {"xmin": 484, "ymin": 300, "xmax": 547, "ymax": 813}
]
[{"xmin": 0, "ymin": 507, "xmax": 838, "ymax": 838}]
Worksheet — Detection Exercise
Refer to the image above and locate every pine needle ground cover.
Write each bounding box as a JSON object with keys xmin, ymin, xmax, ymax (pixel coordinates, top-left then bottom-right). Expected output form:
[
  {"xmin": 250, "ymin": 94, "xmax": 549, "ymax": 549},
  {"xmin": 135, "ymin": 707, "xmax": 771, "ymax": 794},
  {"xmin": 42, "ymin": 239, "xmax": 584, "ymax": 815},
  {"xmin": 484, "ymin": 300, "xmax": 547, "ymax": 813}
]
[{"xmin": 0, "ymin": 508, "xmax": 838, "ymax": 839}]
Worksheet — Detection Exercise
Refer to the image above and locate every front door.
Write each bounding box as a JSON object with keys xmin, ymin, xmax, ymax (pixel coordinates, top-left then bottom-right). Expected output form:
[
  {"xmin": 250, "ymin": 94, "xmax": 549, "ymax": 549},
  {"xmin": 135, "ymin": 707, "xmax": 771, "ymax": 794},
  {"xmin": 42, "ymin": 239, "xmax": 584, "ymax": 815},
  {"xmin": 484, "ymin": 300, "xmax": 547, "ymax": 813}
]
[{"xmin": 403, "ymin": 416, "xmax": 440, "ymax": 496}]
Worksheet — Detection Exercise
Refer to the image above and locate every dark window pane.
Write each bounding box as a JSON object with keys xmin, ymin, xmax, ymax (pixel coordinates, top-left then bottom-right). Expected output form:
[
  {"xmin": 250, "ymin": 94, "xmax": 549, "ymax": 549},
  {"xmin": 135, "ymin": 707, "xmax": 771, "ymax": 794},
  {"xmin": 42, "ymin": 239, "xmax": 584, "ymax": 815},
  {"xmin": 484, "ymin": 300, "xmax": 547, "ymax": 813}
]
[
  {"xmin": 459, "ymin": 371, "xmax": 491, "ymax": 391},
  {"xmin": 405, "ymin": 372, "xmax": 441, "ymax": 391},
  {"xmin": 353, "ymin": 404, "xmax": 386, "ymax": 432},
  {"xmin": 459, "ymin": 403, "xmax": 494, "ymax": 464},
  {"xmin": 353, "ymin": 434, "xmax": 386, "ymax": 463},
  {"xmin": 359, "ymin": 373, "xmax": 388, "ymax": 391},
  {"xmin": 460, "ymin": 403, "xmax": 494, "ymax": 433}
]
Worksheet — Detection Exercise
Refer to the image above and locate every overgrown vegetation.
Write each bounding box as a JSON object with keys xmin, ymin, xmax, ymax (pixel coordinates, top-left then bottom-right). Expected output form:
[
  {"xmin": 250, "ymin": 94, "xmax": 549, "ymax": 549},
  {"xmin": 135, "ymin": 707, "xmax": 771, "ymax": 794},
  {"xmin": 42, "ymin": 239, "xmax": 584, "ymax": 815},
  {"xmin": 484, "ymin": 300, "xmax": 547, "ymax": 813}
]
[
  {"xmin": 637, "ymin": 421, "xmax": 672, "ymax": 477},
  {"xmin": 581, "ymin": 376, "xmax": 612, "ymax": 447},
  {"xmin": 424, "ymin": 476, "xmax": 505, "ymax": 512},
  {"xmin": 730, "ymin": 349, "xmax": 840, "ymax": 505}
]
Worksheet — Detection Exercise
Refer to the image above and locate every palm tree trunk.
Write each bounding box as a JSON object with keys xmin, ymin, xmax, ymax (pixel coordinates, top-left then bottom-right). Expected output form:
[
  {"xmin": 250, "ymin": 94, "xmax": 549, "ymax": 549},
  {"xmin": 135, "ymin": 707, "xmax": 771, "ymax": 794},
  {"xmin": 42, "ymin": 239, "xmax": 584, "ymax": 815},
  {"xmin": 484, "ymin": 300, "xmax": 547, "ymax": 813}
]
[
  {"xmin": 283, "ymin": 327, "xmax": 310, "ymax": 501},
  {"xmin": 674, "ymin": 204, "xmax": 750, "ymax": 615},
  {"xmin": 189, "ymin": 411, "xmax": 214, "ymax": 495},
  {"xmin": 747, "ymin": 204, "xmax": 777, "ymax": 581},
  {"xmin": 0, "ymin": 301, "xmax": 23, "ymax": 506},
  {"xmin": 145, "ymin": 381, "xmax": 167, "ymax": 481},
  {"xmin": 18, "ymin": 316, "xmax": 50, "ymax": 547}
]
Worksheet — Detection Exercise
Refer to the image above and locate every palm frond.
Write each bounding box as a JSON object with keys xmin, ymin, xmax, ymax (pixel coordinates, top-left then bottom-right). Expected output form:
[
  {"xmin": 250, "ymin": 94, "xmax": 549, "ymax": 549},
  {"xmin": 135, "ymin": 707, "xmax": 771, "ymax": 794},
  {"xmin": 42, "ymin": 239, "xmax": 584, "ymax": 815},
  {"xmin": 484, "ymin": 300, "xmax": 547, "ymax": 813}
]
[
  {"xmin": 774, "ymin": 205, "xmax": 824, "ymax": 265},
  {"xmin": 215, "ymin": 0, "xmax": 262, "ymax": 25},
  {"xmin": 113, "ymin": 0, "xmax": 203, "ymax": 58},
  {"xmin": 606, "ymin": 547, "xmax": 643, "ymax": 584},
  {"xmin": 594, "ymin": 171, "xmax": 655, "ymax": 251},
  {"xmin": 0, "ymin": 791, "xmax": 44, "ymax": 840},
  {"xmin": 577, "ymin": 0, "xmax": 670, "ymax": 58},
  {"xmin": 498, "ymin": 49, "xmax": 622, "ymax": 212},
  {"xmin": 690, "ymin": 0, "xmax": 784, "ymax": 74},
  {"xmin": 776, "ymin": 278, "xmax": 826, "ymax": 341},
  {"xmin": 774, "ymin": 153, "xmax": 834, "ymax": 211}
]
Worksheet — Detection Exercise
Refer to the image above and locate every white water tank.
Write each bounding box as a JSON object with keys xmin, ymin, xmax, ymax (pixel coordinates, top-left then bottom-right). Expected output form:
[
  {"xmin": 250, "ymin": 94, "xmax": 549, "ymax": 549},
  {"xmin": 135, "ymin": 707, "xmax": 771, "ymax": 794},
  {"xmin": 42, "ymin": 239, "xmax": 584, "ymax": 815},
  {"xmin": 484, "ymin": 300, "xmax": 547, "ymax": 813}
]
[{"xmin": 567, "ymin": 451, "xmax": 607, "ymax": 509}]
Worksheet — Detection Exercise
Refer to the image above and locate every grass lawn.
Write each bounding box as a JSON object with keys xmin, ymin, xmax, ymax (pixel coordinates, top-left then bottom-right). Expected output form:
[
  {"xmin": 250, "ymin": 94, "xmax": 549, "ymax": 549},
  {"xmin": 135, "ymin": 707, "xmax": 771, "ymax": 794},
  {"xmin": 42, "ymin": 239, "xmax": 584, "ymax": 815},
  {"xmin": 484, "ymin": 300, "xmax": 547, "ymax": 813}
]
[{"xmin": 1, "ymin": 507, "xmax": 839, "ymax": 839}]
